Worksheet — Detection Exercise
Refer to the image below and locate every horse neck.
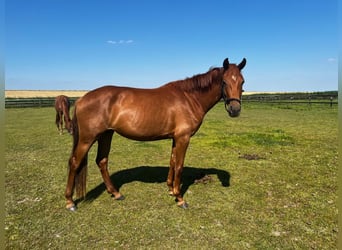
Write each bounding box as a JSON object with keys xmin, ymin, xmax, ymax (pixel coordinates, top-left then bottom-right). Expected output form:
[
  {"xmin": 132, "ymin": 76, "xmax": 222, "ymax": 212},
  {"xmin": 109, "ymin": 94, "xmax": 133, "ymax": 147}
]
[{"xmin": 188, "ymin": 70, "xmax": 223, "ymax": 114}]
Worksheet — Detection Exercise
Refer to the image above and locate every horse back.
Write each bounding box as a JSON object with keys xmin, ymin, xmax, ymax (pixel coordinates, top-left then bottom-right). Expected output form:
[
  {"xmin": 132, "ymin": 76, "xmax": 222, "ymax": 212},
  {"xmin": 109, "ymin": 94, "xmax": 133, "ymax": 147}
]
[
  {"xmin": 74, "ymin": 85, "xmax": 204, "ymax": 140},
  {"xmin": 55, "ymin": 95, "xmax": 69, "ymax": 110}
]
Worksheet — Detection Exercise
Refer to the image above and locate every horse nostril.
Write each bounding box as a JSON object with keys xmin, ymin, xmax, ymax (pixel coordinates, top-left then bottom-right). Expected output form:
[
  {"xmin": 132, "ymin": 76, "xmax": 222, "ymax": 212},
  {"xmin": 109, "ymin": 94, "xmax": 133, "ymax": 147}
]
[
  {"xmin": 228, "ymin": 105, "xmax": 241, "ymax": 117},
  {"xmin": 230, "ymin": 105, "xmax": 240, "ymax": 112}
]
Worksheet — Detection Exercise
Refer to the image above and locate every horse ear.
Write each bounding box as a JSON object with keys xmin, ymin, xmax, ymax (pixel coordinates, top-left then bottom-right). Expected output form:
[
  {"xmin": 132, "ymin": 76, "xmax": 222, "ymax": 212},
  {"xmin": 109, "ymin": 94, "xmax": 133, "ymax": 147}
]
[
  {"xmin": 238, "ymin": 58, "xmax": 246, "ymax": 70},
  {"xmin": 223, "ymin": 58, "xmax": 229, "ymax": 70}
]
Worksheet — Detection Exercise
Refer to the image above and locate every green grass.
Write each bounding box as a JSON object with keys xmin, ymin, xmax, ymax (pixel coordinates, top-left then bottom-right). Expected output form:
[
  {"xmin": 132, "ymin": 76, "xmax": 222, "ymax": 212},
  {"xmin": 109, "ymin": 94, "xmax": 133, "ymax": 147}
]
[{"xmin": 5, "ymin": 102, "xmax": 338, "ymax": 249}]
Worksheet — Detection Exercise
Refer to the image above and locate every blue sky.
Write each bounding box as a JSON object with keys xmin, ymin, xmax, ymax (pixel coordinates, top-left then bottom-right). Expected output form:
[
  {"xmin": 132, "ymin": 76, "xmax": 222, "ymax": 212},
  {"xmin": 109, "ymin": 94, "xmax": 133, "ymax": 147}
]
[{"xmin": 6, "ymin": 0, "xmax": 338, "ymax": 92}]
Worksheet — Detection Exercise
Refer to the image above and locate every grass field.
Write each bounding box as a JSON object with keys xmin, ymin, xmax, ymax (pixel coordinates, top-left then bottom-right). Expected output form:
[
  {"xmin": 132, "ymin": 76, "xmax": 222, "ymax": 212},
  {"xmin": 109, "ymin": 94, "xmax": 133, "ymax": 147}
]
[{"xmin": 5, "ymin": 102, "xmax": 337, "ymax": 249}]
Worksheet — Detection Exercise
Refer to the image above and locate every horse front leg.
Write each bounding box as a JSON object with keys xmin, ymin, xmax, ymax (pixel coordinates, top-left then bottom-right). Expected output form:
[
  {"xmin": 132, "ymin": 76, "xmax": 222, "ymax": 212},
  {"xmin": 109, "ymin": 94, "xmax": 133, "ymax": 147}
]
[{"xmin": 171, "ymin": 135, "xmax": 190, "ymax": 208}]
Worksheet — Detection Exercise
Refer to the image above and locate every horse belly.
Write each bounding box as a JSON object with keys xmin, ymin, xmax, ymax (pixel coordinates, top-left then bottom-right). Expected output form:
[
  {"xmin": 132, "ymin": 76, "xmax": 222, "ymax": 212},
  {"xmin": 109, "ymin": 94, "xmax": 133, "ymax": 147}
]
[
  {"xmin": 111, "ymin": 109, "xmax": 175, "ymax": 141},
  {"xmin": 115, "ymin": 121, "xmax": 173, "ymax": 141}
]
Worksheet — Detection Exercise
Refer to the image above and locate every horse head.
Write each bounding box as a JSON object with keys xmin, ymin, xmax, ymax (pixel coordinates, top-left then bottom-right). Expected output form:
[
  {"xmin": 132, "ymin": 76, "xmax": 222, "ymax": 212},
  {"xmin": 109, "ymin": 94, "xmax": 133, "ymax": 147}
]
[{"xmin": 221, "ymin": 58, "xmax": 246, "ymax": 117}]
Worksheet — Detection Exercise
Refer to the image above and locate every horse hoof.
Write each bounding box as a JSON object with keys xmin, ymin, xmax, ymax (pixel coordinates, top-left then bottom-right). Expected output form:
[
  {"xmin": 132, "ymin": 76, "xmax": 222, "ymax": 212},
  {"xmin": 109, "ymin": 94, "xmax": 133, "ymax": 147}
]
[
  {"xmin": 113, "ymin": 195, "xmax": 125, "ymax": 201},
  {"xmin": 68, "ymin": 205, "xmax": 77, "ymax": 212},
  {"xmin": 177, "ymin": 201, "xmax": 189, "ymax": 209}
]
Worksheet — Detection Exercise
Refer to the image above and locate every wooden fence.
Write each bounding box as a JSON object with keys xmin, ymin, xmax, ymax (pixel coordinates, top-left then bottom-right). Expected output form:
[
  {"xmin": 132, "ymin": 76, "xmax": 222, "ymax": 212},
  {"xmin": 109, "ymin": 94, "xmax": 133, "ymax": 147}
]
[
  {"xmin": 244, "ymin": 99, "xmax": 338, "ymax": 107},
  {"xmin": 243, "ymin": 92, "xmax": 338, "ymax": 107},
  {"xmin": 5, "ymin": 93, "xmax": 338, "ymax": 108},
  {"xmin": 5, "ymin": 97, "xmax": 79, "ymax": 108}
]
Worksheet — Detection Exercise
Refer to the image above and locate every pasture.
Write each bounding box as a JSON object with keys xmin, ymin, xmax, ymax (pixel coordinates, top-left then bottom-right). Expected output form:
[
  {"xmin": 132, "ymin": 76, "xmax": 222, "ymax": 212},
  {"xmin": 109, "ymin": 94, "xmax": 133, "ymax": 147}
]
[{"xmin": 5, "ymin": 102, "xmax": 337, "ymax": 249}]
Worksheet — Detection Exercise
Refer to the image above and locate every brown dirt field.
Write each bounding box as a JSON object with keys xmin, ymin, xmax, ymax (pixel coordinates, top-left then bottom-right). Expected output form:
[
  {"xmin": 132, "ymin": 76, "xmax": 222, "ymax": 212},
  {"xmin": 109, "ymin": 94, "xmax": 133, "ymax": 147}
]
[{"xmin": 5, "ymin": 90, "xmax": 89, "ymax": 98}]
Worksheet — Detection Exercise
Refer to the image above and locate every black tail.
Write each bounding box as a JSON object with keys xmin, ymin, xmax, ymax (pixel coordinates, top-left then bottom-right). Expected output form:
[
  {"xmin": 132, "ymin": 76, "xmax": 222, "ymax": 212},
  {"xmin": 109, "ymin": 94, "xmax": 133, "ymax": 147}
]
[{"xmin": 70, "ymin": 107, "xmax": 88, "ymax": 199}]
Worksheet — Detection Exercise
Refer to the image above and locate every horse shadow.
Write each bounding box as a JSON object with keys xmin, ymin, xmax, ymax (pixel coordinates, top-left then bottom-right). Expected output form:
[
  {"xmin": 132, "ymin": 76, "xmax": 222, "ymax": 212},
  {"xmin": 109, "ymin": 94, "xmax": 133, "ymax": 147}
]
[{"xmin": 82, "ymin": 166, "xmax": 230, "ymax": 203}]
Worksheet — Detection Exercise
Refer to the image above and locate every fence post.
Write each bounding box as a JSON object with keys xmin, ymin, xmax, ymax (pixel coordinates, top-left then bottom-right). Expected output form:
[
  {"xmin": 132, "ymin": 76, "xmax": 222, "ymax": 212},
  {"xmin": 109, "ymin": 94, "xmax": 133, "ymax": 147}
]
[
  {"xmin": 330, "ymin": 97, "xmax": 333, "ymax": 108},
  {"xmin": 308, "ymin": 96, "xmax": 311, "ymax": 107}
]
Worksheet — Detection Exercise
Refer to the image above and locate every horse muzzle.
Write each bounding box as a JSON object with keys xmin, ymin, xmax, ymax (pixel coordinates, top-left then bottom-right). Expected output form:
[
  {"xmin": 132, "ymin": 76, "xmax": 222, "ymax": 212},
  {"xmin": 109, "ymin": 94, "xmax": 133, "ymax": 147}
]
[{"xmin": 225, "ymin": 98, "xmax": 241, "ymax": 117}]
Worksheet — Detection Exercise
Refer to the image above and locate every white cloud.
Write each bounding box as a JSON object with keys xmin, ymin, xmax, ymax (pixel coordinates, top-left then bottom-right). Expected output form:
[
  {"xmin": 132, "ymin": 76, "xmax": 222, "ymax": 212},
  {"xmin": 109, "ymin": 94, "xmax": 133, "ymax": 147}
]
[
  {"xmin": 107, "ymin": 40, "xmax": 134, "ymax": 45},
  {"xmin": 327, "ymin": 57, "xmax": 337, "ymax": 63}
]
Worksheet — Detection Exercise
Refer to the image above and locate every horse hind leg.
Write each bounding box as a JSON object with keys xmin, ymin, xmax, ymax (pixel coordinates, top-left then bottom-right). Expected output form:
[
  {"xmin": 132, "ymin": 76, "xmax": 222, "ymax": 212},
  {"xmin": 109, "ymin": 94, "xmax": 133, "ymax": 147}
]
[
  {"xmin": 96, "ymin": 130, "xmax": 124, "ymax": 200},
  {"xmin": 56, "ymin": 112, "xmax": 62, "ymax": 134},
  {"xmin": 61, "ymin": 112, "xmax": 65, "ymax": 134},
  {"xmin": 65, "ymin": 142, "xmax": 90, "ymax": 211},
  {"xmin": 58, "ymin": 111, "xmax": 64, "ymax": 135},
  {"xmin": 167, "ymin": 139, "xmax": 176, "ymax": 196}
]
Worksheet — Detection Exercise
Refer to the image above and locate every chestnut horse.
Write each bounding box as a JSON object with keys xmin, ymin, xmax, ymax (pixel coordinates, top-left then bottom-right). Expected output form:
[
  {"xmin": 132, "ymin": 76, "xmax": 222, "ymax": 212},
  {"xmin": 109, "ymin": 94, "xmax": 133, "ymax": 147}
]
[
  {"xmin": 54, "ymin": 95, "xmax": 72, "ymax": 134},
  {"xmin": 65, "ymin": 58, "xmax": 246, "ymax": 211}
]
